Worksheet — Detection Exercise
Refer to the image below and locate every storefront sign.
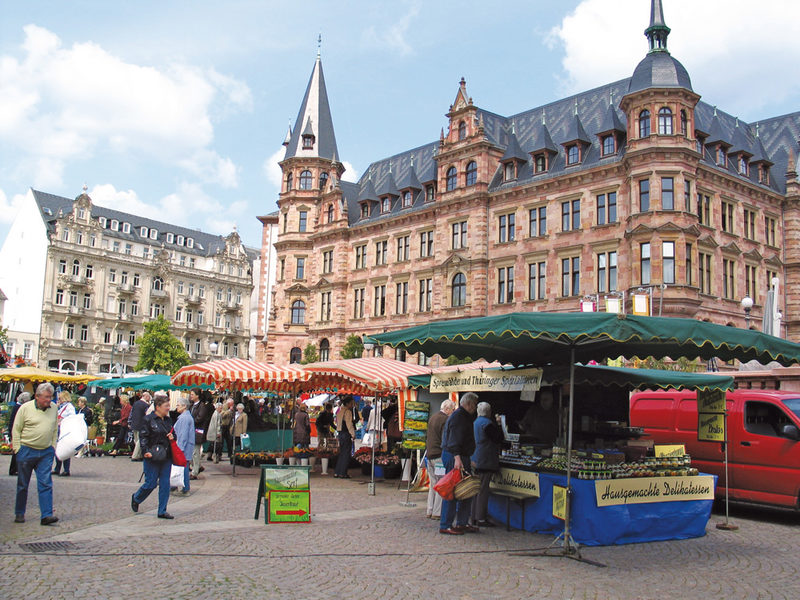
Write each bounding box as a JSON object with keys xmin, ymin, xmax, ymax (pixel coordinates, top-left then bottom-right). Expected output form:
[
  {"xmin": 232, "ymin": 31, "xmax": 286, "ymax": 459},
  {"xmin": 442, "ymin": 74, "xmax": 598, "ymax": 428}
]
[
  {"xmin": 552, "ymin": 485, "xmax": 567, "ymax": 520},
  {"xmin": 698, "ymin": 412, "xmax": 725, "ymax": 442},
  {"xmin": 490, "ymin": 467, "xmax": 540, "ymax": 498},
  {"xmin": 595, "ymin": 475, "xmax": 715, "ymax": 506},
  {"xmin": 268, "ymin": 490, "xmax": 310, "ymax": 523},
  {"xmin": 430, "ymin": 368, "xmax": 542, "ymax": 393},
  {"xmin": 698, "ymin": 389, "xmax": 726, "ymax": 413},
  {"xmin": 402, "ymin": 400, "xmax": 429, "ymax": 450},
  {"xmin": 654, "ymin": 444, "xmax": 686, "ymax": 457},
  {"xmin": 254, "ymin": 465, "xmax": 311, "ymax": 523}
]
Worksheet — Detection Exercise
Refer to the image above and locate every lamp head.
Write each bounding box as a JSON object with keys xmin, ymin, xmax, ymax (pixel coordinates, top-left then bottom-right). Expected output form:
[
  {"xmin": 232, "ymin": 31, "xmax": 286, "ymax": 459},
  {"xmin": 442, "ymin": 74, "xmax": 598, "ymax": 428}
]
[{"xmin": 740, "ymin": 296, "xmax": 754, "ymax": 311}]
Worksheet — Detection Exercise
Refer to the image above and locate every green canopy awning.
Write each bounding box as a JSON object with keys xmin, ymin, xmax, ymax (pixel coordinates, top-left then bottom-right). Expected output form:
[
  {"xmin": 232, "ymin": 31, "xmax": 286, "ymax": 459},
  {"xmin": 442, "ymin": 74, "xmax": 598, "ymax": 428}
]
[{"xmin": 91, "ymin": 374, "xmax": 212, "ymax": 391}]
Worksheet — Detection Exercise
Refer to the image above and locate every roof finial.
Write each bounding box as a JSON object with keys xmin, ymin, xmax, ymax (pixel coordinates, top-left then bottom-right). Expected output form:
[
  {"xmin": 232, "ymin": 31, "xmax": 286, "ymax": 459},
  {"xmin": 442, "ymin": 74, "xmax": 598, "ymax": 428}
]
[
  {"xmin": 409, "ymin": 155, "xmax": 414, "ymax": 168},
  {"xmin": 755, "ymin": 122, "xmax": 760, "ymax": 137},
  {"xmin": 574, "ymin": 99, "xmax": 578, "ymax": 116},
  {"xmin": 317, "ymin": 34, "xmax": 322, "ymax": 58},
  {"xmin": 609, "ymin": 89, "xmax": 614, "ymax": 106},
  {"xmin": 541, "ymin": 109, "xmax": 546, "ymax": 125},
  {"xmin": 735, "ymin": 117, "xmax": 739, "ymax": 128},
  {"xmin": 82, "ymin": 183, "xmax": 88, "ymax": 193},
  {"xmin": 645, "ymin": 0, "xmax": 670, "ymax": 53},
  {"xmin": 713, "ymin": 105, "xmax": 717, "ymax": 117}
]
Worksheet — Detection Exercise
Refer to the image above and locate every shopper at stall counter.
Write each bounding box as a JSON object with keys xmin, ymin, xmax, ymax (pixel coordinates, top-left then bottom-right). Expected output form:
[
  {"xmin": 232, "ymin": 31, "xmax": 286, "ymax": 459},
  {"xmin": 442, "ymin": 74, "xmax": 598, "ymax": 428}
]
[
  {"xmin": 189, "ymin": 388, "xmax": 211, "ymax": 480},
  {"xmin": 232, "ymin": 403, "xmax": 248, "ymax": 453},
  {"xmin": 425, "ymin": 399, "xmax": 455, "ymax": 520},
  {"xmin": 471, "ymin": 402, "xmax": 503, "ymax": 527},
  {"xmin": 52, "ymin": 390, "xmax": 75, "ymax": 476},
  {"xmin": 293, "ymin": 402, "xmax": 311, "ymax": 449},
  {"xmin": 129, "ymin": 392, "xmax": 151, "ymax": 461},
  {"xmin": 381, "ymin": 397, "xmax": 402, "ymax": 450},
  {"xmin": 519, "ymin": 388, "xmax": 559, "ymax": 444},
  {"xmin": 220, "ymin": 398, "xmax": 235, "ymax": 463},
  {"xmin": 335, "ymin": 396, "xmax": 356, "ymax": 478},
  {"xmin": 205, "ymin": 402, "xmax": 224, "ymax": 463},
  {"xmin": 109, "ymin": 394, "xmax": 132, "ymax": 456},
  {"xmin": 439, "ymin": 392, "xmax": 479, "ymax": 535},
  {"xmin": 131, "ymin": 393, "xmax": 175, "ymax": 519},
  {"xmin": 13, "ymin": 383, "xmax": 59, "ymax": 525}
]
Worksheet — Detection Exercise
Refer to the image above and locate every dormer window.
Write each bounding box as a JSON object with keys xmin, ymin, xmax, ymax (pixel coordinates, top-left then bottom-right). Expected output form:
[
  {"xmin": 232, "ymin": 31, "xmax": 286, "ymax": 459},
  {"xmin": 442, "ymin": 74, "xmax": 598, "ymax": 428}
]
[
  {"xmin": 177, "ymin": 235, "xmax": 185, "ymax": 246},
  {"xmin": 739, "ymin": 156, "xmax": 749, "ymax": 176},
  {"xmin": 149, "ymin": 228, "xmax": 158, "ymax": 240},
  {"xmin": 360, "ymin": 203, "xmax": 369, "ymax": 219},
  {"xmin": 99, "ymin": 217, "xmax": 107, "ymax": 228},
  {"xmin": 639, "ymin": 109, "xmax": 651, "ymax": 138},
  {"xmin": 140, "ymin": 226, "xmax": 149, "ymax": 237},
  {"xmin": 302, "ymin": 133, "xmax": 314, "ymax": 149},
  {"xmin": 77, "ymin": 208, "xmax": 85, "ymax": 219},
  {"xmin": 458, "ymin": 121, "xmax": 466, "ymax": 141},
  {"xmin": 696, "ymin": 135, "xmax": 705, "ymax": 155},
  {"xmin": 657, "ymin": 107, "xmax": 673, "ymax": 135},
  {"xmin": 566, "ymin": 145, "xmax": 579, "ymax": 166},
  {"xmin": 601, "ymin": 135, "xmax": 615, "ymax": 156},
  {"xmin": 320, "ymin": 172, "xmax": 329, "ymax": 191},
  {"xmin": 425, "ymin": 184, "xmax": 435, "ymax": 202},
  {"xmin": 166, "ymin": 232, "xmax": 175, "ymax": 244},
  {"xmin": 716, "ymin": 147, "xmax": 727, "ymax": 166},
  {"xmin": 446, "ymin": 166, "xmax": 457, "ymax": 191},
  {"xmin": 533, "ymin": 154, "xmax": 547, "ymax": 174},
  {"xmin": 402, "ymin": 191, "xmax": 413, "ymax": 207},
  {"xmin": 758, "ymin": 164, "xmax": 770, "ymax": 185},
  {"xmin": 111, "ymin": 219, "xmax": 119, "ymax": 231},
  {"xmin": 187, "ymin": 238, "xmax": 194, "ymax": 248},
  {"xmin": 122, "ymin": 222, "xmax": 131, "ymax": 234},
  {"xmin": 381, "ymin": 197, "xmax": 391, "ymax": 213},
  {"xmin": 504, "ymin": 162, "xmax": 515, "ymax": 181}
]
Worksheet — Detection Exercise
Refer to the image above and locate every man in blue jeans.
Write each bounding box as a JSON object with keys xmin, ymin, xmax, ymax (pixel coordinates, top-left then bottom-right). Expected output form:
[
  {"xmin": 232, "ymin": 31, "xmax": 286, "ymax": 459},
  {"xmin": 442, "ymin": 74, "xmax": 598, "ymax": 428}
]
[
  {"xmin": 439, "ymin": 392, "xmax": 479, "ymax": 535},
  {"xmin": 12, "ymin": 382, "xmax": 59, "ymax": 525}
]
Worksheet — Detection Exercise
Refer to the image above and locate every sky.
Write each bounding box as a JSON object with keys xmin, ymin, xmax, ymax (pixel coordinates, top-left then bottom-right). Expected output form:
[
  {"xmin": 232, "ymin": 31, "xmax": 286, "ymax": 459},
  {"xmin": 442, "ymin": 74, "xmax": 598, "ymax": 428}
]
[{"xmin": 2, "ymin": 0, "xmax": 799, "ymax": 250}]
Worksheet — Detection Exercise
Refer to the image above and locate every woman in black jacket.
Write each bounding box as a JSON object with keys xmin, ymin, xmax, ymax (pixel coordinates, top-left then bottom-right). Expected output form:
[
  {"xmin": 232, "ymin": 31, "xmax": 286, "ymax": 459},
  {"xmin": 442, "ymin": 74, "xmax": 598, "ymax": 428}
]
[{"xmin": 131, "ymin": 395, "xmax": 175, "ymax": 519}]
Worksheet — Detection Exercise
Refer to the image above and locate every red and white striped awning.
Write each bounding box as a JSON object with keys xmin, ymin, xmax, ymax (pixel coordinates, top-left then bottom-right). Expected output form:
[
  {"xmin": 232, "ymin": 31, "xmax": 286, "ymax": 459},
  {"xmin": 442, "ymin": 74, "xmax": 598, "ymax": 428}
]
[
  {"xmin": 171, "ymin": 359, "xmax": 309, "ymax": 391},
  {"xmin": 302, "ymin": 357, "xmax": 430, "ymax": 394}
]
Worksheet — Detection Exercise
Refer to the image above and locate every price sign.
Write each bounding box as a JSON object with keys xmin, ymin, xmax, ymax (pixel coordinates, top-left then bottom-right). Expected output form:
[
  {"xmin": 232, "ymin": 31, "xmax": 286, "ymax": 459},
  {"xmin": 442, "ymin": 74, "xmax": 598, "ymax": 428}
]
[
  {"xmin": 552, "ymin": 485, "xmax": 567, "ymax": 521},
  {"xmin": 268, "ymin": 490, "xmax": 311, "ymax": 523}
]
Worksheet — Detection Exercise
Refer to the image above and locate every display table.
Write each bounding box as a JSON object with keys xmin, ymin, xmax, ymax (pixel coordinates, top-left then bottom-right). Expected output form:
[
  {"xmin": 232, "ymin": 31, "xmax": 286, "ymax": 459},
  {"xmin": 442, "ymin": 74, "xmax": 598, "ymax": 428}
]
[{"xmin": 488, "ymin": 471, "xmax": 717, "ymax": 546}]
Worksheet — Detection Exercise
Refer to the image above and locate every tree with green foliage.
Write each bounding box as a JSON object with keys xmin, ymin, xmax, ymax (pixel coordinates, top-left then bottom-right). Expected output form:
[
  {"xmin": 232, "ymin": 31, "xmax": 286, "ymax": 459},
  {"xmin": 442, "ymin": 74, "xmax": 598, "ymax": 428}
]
[
  {"xmin": 445, "ymin": 354, "xmax": 473, "ymax": 366},
  {"xmin": 301, "ymin": 343, "xmax": 319, "ymax": 364},
  {"xmin": 135, "ymin": 314, "xmax": 191, "ymax": 374},
  {"xmin": 340, "ymin": 334, "xmax": 363, "ymax": 359}
]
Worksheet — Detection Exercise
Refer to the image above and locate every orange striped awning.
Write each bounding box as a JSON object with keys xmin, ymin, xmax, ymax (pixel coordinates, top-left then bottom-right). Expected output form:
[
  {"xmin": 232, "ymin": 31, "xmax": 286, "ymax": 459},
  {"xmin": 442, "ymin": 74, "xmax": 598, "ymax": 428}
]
[
  {"xmin": 171, "ymin": 359, "xmax": 309, "ymax": 391},
  {"xmin": 302, "ymin": 357, "xmax": 430, "ymax": 394}
]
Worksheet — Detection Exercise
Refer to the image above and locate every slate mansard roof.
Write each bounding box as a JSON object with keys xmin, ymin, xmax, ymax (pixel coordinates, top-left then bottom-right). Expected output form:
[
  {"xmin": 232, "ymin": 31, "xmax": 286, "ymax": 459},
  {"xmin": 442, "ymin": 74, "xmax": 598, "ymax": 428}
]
[{"xmin": 31, "ymin": 189, "xmax": 250, "ymax": 259}]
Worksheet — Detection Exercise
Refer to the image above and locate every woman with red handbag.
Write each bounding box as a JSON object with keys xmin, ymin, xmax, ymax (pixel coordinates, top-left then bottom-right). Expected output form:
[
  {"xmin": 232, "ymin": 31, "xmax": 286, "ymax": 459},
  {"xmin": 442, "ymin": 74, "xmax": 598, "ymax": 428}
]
[
  {"xmin": 131, "ymin": 394, "xmax": 175, "ymax": 519},
  {"xmin": 173, "ymin": 397, "xmax": 195, "ymax": 495}
]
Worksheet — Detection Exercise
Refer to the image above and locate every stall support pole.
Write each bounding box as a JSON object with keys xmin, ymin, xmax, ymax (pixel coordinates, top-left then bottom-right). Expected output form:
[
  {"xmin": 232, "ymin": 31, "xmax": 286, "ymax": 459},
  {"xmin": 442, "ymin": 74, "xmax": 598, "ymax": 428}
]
[{"xmin": 716, "ymin": 411, "xmax": 738, "ymax": 531}]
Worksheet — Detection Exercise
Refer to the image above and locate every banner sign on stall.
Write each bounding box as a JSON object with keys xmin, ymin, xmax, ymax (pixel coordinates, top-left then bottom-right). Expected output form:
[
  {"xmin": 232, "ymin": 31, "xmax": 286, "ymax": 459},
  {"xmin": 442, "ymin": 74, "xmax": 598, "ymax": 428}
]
[
  {"xmin": 595, "ymin": 475, "xmax": 715, "ymax": 506},
  {"xmin": 698, "ymin": 412, "xmax": 726, "ymax": 442},
  {"xmin": 254, "ymin": 465, "xmax": 311, "ymax": 523},
  {"xmin": 429, "ymin": 368, "xmax": 542, "ymax": 393},
  {"xmin": 402, "ymin": 400, "xmax": 429, "ymax": 450},
  {"xmin": 697, "ymin": 389, "xmax": 726, "ymax": 413},
  {"xmin": 552, "ymin": 485, "xmax": 567, "ymax": 520},
  {"xmin": 654, "ymin": 444, "xmax": 686, "ymax": 458},
  {"xmin": 268, "ymin": 490, "xmax": 310, "ymax": 523},
  {"xmin": 490, "ymin": 467, "xmax": 540, "ymax": 498}
]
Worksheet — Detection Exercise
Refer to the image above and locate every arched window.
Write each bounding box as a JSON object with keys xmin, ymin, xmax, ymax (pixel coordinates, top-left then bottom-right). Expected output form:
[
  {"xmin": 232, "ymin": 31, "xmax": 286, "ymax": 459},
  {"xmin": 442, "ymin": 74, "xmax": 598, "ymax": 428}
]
[
  {"xmin": 658, "ymin": 107, "xmax": 673, "ymax": 135},
  {"xmin": 290, "ymin": 300, "xmax": 306, "ymax": 324},
  {"xmin": 639, "ymin": 110, "xmax": 651, "ymax": 138},
  {"xmin": 465, "ymin": 161, "xmax": 477, "ymax": 186},
  {"xmin": 72, "ymin": 259, "xmax": 81, "ymax": 276},
  {"xmin": 566, "ymin": 145, "xmax": 579, "ymax": 165},
  {"xmin": 680, "ymin": 110, "xmax": 688, "ymax": 136},
  {"xmin": 402, "ymin": 191, "xmax": 412, "ymax": 207},
  {"xmin": 381, "ymin": 197, "xmax": 391, "ymax": 213},
  {"xmin": 286, "ymin": 172, "xmax": 293, "ymax": 191},
  {"xmin": 451, "ymin": 273, "xmax": 467, "ymax": 307},
  {"xmin": 534, "ymin": 155, "xmax": 546, "ymax": 173},
  {"xmin": 299, "ymin": 170, "xmax": 312, "ymax": 190},
  {"xmin": 458, "ymin": 121, "xmax": 466, "ymax": 140},
  {"xmin": 326, "ymin": 204, "xmax": 334, "ymax": 223},
  {"xmin": 446, "ymin": 166, "xmax": 457, "ymax": 191},
  {"xmin": 152, "ymin": 277, "xmax": 163, "ymax": 291},
  {"xmin": 320, "ymin": 172, "xmax": 329, "ymax": 191},
  {"xmin": 289, "ymin": 347, "xmax": 302, "ymax": 363},
  {"xmin": 319, "ymin": 338, "xmax": 330, "ymax": 361}
]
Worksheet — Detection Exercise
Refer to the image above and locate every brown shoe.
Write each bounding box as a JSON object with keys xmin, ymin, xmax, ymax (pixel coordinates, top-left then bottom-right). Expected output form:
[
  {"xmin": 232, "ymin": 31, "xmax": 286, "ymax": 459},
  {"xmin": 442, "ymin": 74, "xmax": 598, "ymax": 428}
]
[
  {"xmin": 439, "ymin": 527, "xmax": 464, "ymax": 535},
  {"xmin": 453, "ymin": 524, "xmax": 480, "ymax": 533}
]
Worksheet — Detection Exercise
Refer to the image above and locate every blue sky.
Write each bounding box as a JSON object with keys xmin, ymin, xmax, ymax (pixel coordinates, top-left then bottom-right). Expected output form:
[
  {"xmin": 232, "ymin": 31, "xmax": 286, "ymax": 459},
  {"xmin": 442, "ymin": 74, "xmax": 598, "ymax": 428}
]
[{"xmin": 2, "ymin": 0, "xmax": 799, "ymax": 249}]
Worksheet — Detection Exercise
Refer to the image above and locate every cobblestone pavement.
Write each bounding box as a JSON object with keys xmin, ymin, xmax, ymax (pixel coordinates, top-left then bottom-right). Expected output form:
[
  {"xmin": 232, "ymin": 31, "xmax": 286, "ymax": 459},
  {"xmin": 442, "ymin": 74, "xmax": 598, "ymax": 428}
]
[{"xmin": 1, "ymin": 454, "xmax": 798, "ymax": 599}]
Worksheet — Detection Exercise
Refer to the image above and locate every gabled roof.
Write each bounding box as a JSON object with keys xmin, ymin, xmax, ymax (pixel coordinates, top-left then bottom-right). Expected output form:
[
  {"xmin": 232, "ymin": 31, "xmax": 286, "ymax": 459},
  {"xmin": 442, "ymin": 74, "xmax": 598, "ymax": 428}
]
[
  {"xmin": 706, "ymin": 112, "xmax": 729, "ymax": 147},
  {"xmin": 561, "ymin": 112, "xmax": 591, "ymax": 145},
  {"xmin": 356, "ymin": 177, "xmax": 379, "ymax": 203},
  {"xmin": 395, "ymin": 159, "xmax": 422, "ymax": 191},
  {"xmin": 284, "ymin": 56, "xmax": 339, "ymax": 161},
  {"xmin": 376, "ymin": 168, "xmax": 400, "ymax": 198},
  {"xmin": 501, "ymin": 127, "xmax": 527, "ymax": 162},
  {"xmin": 729, "ymin": 120, "xmax": 753, "ymax": 156},
  {"xmin": 598, "ymin": 104, "xmax": 626, "ymax": 134},
  {"xmin": 529, "ymin": 118, "xmax": 559, "ymax": 154}
]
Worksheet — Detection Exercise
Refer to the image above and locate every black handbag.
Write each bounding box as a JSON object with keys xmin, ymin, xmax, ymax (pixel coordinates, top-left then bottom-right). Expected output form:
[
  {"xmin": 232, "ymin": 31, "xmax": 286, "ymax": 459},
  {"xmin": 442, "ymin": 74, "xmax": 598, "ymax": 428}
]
[{"xmin": 149, "ymin": 443, "xmax": 168, "ymax": 463}]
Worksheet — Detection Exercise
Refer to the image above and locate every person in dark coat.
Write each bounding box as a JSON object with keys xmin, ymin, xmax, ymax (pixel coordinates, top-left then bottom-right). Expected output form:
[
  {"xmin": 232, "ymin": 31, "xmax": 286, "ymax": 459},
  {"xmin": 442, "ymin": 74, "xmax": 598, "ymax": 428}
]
[
  {"xmin": 189, "ymin": 388, "xmax": 210, "ymax": 479},
  {"xmin": 315, "ymin": 403, "xmax": 334, "ymax": 447},
  {"xmin": 131, "ymin": 393, "xmax": 174, "ymax": 519},
  {"xmin": 381, "ymin": 398, "xmax": 402, "ymax": 450},
  {"xmin": 129, "ymin": 392, "xmax": 150, "ymax": 461},
  {"xmin": 439, "ymin": 392, "xmax": 479, "ymax": 535},
  {"xmin": 470, "ymin": 401, "xmax": 504, "ymax": 527},
  {"xmin": 292, "ymin": 403, "xmax": 311, "ymax": 448}
]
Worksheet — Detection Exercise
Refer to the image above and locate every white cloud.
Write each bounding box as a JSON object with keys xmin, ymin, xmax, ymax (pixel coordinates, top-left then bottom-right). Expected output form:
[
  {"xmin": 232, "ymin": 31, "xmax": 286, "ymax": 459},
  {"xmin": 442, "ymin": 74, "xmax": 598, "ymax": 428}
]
[
  {"xmin": 340, "ymin": 161, "xmax": 359, "ymax": 182},
  {"xmin": 361, "ymin": 2, "xmax": 421, "ymax": 57},
  {"xmin": 548, "ymin": 0, "xmax": 800, "ymax": 119},
  {"xmin": 0, "ymin": 189, "xmax": 26, "ymax": 224},
  {"xmin": 0, "ymin": 25, "xmax": 251, "ymax": 188}
]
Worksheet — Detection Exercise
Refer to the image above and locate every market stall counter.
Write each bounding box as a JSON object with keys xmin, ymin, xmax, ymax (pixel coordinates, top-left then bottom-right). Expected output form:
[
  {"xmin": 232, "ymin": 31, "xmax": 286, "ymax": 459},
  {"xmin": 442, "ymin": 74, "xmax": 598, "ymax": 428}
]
[{"xmin": 487, "ymin": 460, "xmax": 717, "ymax": 546}]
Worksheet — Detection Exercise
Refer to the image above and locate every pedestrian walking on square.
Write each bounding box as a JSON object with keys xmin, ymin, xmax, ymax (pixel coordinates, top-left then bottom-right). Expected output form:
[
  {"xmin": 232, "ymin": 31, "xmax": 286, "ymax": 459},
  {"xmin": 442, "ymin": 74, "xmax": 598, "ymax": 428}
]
[
  {"xmin": 425, "ymin": 399, "xmax": 455, "ymax": 520},
  {"xmin": 129, "ymin": 392, "xmax": 151, "ymax": 461},
  {"xmin": 470, "ymin": 401, "xmax": 503, "ymax": 527},
  {"xmin": 439, "ymin": 392, "xmax": 479, "ymax": 535},
  {"xmin": 293, "ymin": 403, "xmax": 311, "ymax": 449},
  {"xmin": 189, "ymin": 388, "xmax": 210, "ymax": 479},
  {"xmin": 220, "ymin": 398, "xmax": 235, "ymax": 463},
  {"xmin": 205, "ymin": 402, "xmax": 223, "ymax": 463},
  {"xmin": 74, "ymin": 396, "xmax": 93, "ymax": 458},
  {"xmin": 174, "ymin": 397, "xmax": 194, "ymax": 494},
  {"xmin": 7, "ymin": 392, "xmax": 32, "ymax": 476},
  {"xmin": 13, "ymin": 383, "xmax": 59, "ymax": 525},
  {"xmin": 334, "ymin": 395, "xmax": 356, "ymax": 478},
  {"xmin": 109, "ymin": 394, "xmax": 132, "ymax": 455},
  {"xmin": 52, "ymin": 390, "xmax": 75, "ymax": 476},
  {"xmin": 131, "ymin": 393, "xmax": 175, "ymax": 519}
]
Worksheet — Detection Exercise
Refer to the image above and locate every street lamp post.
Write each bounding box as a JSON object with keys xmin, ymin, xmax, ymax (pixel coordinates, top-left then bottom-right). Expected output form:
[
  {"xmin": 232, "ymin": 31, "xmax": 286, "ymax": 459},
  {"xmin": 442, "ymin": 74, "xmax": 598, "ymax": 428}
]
[
  {"xmin": 740, "ymin": 296, "xmax": 754, "ymax": 329},
  {"xmin": 118, "ymin": 340, "xmax": 129, "ymax": 378},
  {"xmin": 209, "ymin": 341, "xmax": 218, "ymax": 358}
]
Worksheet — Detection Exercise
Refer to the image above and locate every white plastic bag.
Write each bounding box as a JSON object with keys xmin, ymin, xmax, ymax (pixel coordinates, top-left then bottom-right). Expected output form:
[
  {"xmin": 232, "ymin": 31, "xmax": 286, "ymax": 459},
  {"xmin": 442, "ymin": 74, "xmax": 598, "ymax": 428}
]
[
  {"xmin": 170, "ymin": 465, "xmax": 185, "ymax": 489},
  {"xmin": 56, "ymin": 414, "xmax": 88, "ymax": 461}
]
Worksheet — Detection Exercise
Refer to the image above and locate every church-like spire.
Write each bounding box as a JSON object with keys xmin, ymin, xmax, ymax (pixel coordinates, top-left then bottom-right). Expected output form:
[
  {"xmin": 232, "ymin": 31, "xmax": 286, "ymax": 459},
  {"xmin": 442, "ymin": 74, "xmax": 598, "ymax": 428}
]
[
  {"xmin": 645, "ymin": 0, "xmax": 671, "ymax": 53},
  {"xmin": 284, "ymin": 54, "xmax": 339, "ymax": 161}
]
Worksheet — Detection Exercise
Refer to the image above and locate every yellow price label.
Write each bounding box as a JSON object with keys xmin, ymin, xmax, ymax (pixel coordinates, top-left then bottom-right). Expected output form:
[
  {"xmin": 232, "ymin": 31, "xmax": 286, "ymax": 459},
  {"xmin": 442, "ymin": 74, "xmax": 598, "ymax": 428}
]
[{"xmin": 552, "ymin": 485, "xmax": 567, "ymax": 520}]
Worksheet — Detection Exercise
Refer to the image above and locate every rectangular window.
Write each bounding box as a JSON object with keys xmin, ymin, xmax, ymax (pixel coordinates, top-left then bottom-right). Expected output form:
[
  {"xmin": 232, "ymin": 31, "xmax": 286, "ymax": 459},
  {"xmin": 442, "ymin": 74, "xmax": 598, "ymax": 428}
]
[
  {"xmin": 639, "ymin": 180, "xmax": 650, "ymax": 211},
  {"xmin": 322, "ymin": 250, "xmax": 333, "ymax": 274},
  {"xmin": 355, "ymin": 245, "xmax": 367, "ymax": 269},
  {"xmin": 185, "ymin": 308, "xmax": 193, "ymax": 324},
  {"xmin": 83, "ymin": 294, "xmax": 91, "ymax": 309},
  {"xmin": 722, "ymin": 258, "xmax": 735, "ymax": 299},
  {"xmin": 529, "ymin": 206, "xmax": 546, "ymax": 237},
  {"xmin": 452, "ymin": 221, "xmax": 468, "ymax": 249},
  {"xmin": 396, "ymin": 282, "xmax": 408, "ymax": 314},
  {"xmin": 396, "ymin": 236, "xmax": 410, "ymax": 262},
  {"xmin": 641, "ymin": 243, "xmax": 651, "ymax": 285},
  {"xmin": 198, "ymin": 285, "xmax": 204, "ymax": 298},
  {"xmin": 745, "ymin": 265, "xmax": 757, "ymax": 303},
  {"xmin": 528, "ymin": 262, "xmax": 546, "ymax": 300},
  {"xmin": 175, "ymin": 306, "xmax": 182, "ymax": 321},
  {"xmin": 295, "ymin": 257, "xmax": 305, "ymax": 279},
  {"xmin": 373, "ymin": 285, "xmax": 386, "ymax": 316},
  {"xmin": 661, "ymin": 177, "xmax": 674, "ymax": 210},
  {"xmin": 131, "ymin": 300, "xmax": 139, "ymax": 316},
  {"xmin": 179, "ymin": 255, "xmax": 186, "ymax": 267},
  {"xmin": 122, "ymin": 271, "xmax": 129, "ymax": 285},
  {"xmin": 80, "ymin": 325, "xmax": 88, "ymax": 342},
  {"xmin": 663, "ymin": 241, "xmax": 675, "ymax": 284},
  {"xmin": 699, "ymin": 253, "xmax": 712, "ymax": 294},
  {"xmin": 765, "ymin": 216, "xmax": 776, "ymax": 246},
  {"xmin": 58, "ymin": 259, "xmax": 67, "ymax": 274},
  {"xmin": 684, "ymin": 180, "xmax": 692, "ymax": 212},
  {"xmin": 596, "ymin": 192, "xmax": 617, "ymax": 225},
  {"xmin": 420, "ymin": 231, "xmax": 434, "ymax": 258},
  {"xmin": 125, "ymin": 243, "xmax": 132, "ymax": 255},
  {"xmin": 561, "ymin": 200, "xmax": 580, "ymax": 232},
  {"xmin": 197, "ymin": 310, "xmax": 203, "ymax": 325},
  {"xmin": 85, "ymin": 264, "xmax": 93, "ymax": 279},
  {"xmin": 320, "ymin": 291, "xmax": 331, "ymax": 321},
  {"xmin": 353, "ymin": 288, "xmax": 365, "ymax": 319},
  {"xmin": 497, "ymin": 266, "xmax": 514, "ymax": 304},
  {"xmin": 375, "ymin": 240, "xmax": 388, "ymax": 266},
  {"xmin": 419, "ymin": 278, "xmax": 432, "ymax": 312},
  {"xmin": 498, "ymin": 213, "xmax": 515, "ymax": 243},
  {"xmin": 66, "ymin": 323, "xmax": 74, "ymax": 340},
  {"xmin": 103, "ymin": 331, "xmax": 111, "ymax": 344},
  {"xmin": 721, "ymin": 202, "xmax": 734, "ymax": 234},
  {"xmin": 55, "ymin": 289, "xmax": 64, "ymax": 305},
  {"xmin": 69, "ymin": 291, "xmax": 78, "ymax": 307},
  {"xmin": 298, "ymin": 211, "xmax": 307, "ymax": 232},
  {"xmin": 743, "ymin": 209, "xmax": 756, "ymax": 240},
  {"xmin": 686, "ymin": 244, "xmax": 693, "ymax": 286},
  {"xmin": 113, "ymin": 241, "xmax": 120, "ymax": 253},
  {"xmin": 561, "ymin": 257, "xmax": 580, "ymax": 297},
  {"xmin": 597, "ymin": 252, "xmax": 618, "ymax": 293}
]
